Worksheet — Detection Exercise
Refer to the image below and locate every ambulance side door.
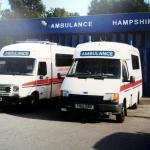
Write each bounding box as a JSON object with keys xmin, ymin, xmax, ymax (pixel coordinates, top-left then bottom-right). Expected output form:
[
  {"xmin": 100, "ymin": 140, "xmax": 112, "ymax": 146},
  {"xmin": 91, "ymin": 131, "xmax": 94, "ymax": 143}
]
[
  {"xmin": 37, "ymin": 60, "xmax": 51, "ymax": 99},
  {"xmin": 122, "ymin": 61, "xmax": 131, "ymax": 107},
  {"xmin": 51, "ymin": 53, "xmax": 73, "ymax": 98}
]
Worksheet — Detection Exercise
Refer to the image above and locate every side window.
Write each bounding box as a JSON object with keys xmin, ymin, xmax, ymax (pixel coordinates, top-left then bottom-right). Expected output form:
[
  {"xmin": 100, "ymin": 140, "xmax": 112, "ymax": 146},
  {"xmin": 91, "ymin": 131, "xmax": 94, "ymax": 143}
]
[
  {"xmin": 56, "ymin": 54, "xmax": 73, "ymax": 67},
  {"xmin": 131, "ymin": 55, "xmax": 140, "ymax": 70},
  {"xmin": 38, "ymin": 62, "xmax": 47, "ymax": 75},
  {"xmin": 122, "ymin": 62, "xmax": 129, "ymax": 81}
]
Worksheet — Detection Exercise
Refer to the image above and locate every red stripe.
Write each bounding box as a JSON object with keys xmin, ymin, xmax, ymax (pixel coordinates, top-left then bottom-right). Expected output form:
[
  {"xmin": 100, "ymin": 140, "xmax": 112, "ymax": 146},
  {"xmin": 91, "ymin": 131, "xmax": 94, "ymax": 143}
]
[
  {"xmin": 120, "ymin": 79, "xmax": 143, "ymax": 92},
  {"xmin": 22, "ymin": 78, "xmax": 64, "ymax": 87}
]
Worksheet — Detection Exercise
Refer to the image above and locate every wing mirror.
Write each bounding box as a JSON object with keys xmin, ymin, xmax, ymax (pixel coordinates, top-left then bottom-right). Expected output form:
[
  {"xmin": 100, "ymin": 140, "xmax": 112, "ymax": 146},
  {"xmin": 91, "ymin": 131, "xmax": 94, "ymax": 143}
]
[
  {"xmin": 130, "ymin": 76, "xmax": 135, "ymax": 83},
  {"xmin": 123, "ymin": 76, "xmax": 135, "ymax": 83},
  {"xmin": 57, "ymin": 73, "xmax": 66, "ymax": 79}
]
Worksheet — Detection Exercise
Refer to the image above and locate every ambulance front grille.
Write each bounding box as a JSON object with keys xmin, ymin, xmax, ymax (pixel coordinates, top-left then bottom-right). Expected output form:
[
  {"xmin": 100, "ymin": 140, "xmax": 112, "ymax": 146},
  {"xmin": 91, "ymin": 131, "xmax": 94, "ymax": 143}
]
[
  {"xmin": 68, "ymin": 94, "xmax": 104, "ymax": 104},
  {"xmin": 0, "ymin": 85, "xmax": 11, "ymax": 96}
]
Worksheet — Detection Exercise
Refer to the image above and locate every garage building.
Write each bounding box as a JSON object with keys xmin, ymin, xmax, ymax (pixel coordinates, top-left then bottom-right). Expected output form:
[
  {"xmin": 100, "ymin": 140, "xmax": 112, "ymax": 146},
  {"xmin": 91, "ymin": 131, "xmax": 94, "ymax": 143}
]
[{"xmin": 0, "ymin": 12, "xmax": 150, "ymax": 96}]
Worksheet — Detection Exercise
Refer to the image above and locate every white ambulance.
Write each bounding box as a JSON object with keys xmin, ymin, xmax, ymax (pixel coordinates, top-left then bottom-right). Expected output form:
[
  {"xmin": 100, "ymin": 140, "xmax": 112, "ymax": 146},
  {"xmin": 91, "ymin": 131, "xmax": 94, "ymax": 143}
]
[
  {"xmin": 0, "ymin": 41, "xmax": 74, "ymax": 106},
  {"xmin": 60, "ymin": 41, "xmax": 143, "ymax": 122}
]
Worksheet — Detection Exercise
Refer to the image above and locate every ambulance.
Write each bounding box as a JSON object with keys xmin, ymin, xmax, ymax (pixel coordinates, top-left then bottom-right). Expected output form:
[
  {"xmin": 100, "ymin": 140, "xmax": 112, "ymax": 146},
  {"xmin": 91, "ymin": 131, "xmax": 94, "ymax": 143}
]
[
  {"xmin": 60, "ymin": 41, "xmax": 143, "ymax": 122},
  {"xmin": 0, "ymin": 41, "xmax": 74, "ymax": 106}
]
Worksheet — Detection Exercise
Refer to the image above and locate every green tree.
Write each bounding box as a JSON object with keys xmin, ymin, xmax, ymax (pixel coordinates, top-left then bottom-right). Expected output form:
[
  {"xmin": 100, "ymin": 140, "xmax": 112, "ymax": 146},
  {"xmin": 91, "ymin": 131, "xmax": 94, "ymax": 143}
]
[
  {"xmin": 88, "ymin": 0, "xmax": 150, "ymax": 15},
  {"xmin": 69, "ymin": 12, "xmax": 80, "ymax": 17},
  {"xmin": 46, "ymin": 8, "xmax": 79, "ymax": 17},
  {"xmin": 8, "ymin": 0, "xmax": 46, "ymax": 18},
  {"xmin": 0, "ymin": 9, "xmax": 15, "ymax": 20}
]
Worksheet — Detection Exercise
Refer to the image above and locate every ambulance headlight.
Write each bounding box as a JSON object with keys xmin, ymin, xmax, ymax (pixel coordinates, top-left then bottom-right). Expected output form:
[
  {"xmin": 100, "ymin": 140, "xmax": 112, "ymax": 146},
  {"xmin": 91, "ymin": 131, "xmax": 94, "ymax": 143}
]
[
  {"xmin": 13, "ymin": 85, "xmax": 19, "ymax": 92},
  {"xmin": 104, "ymin": 93, "xmax": 119, "ymax": 102},
  {"xmin": 62, "ymin": 90, "xmax": 69, "ymax": 97}
]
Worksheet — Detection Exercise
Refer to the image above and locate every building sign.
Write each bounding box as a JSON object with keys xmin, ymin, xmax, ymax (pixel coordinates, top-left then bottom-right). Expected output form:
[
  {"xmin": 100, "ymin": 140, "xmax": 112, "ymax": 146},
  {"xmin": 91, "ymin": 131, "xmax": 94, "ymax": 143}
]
[
  {"xmin": 112, "ymin": 18, "xmax": 150, "ymax": 26},
  {"xmin": 38, "ymin": 12, "xmax": 150, "ymax": 34},
  {"xmin": 0, "ymin": 12, "xmax": 150, "ymax": 35},
  {"xmin": 50, "ymin": 21, "xmax": 93, "ymax": 29}
]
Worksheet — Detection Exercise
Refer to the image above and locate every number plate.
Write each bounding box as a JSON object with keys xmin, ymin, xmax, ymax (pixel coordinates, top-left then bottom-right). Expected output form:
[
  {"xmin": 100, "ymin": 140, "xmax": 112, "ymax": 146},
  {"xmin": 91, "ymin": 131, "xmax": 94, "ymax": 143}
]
[{"xmin": 75, "ymin": 104, "xmax": 94, "ymax": 110}]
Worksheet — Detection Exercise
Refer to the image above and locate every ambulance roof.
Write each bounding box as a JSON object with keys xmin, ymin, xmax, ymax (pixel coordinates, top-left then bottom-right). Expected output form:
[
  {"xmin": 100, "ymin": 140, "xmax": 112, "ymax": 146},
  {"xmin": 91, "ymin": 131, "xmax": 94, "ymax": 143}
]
[
  {"xmin": 75, "ymin": 41, "xmax": 139, "ymax": 59},
  {"xmin": 0, "ymin": 42, "xmax": 74, "ymax": 58}
]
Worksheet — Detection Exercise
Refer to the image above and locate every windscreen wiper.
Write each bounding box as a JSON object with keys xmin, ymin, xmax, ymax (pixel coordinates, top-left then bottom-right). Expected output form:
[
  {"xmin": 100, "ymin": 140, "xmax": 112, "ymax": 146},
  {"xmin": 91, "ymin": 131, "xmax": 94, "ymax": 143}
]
[
  {"xmin": 93, "ymin": 75, "xmax": 104, "ymax": 79},
  {"xmin": 76, "ymin": 72, "xmax": 91, "ymax": 79},
  {"xmin": 92, "ymin": 73, "xmax": 114, "ymax": 79}
]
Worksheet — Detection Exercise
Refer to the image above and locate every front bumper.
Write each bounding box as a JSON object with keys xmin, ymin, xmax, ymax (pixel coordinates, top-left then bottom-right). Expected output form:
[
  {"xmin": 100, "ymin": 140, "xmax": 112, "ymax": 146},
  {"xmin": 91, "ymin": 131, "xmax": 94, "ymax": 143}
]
[
  {"xmin": 0, "ymin": 95, "xmax": 32, "ymax": 105},
  {"xmin": 60, "ymin": 94, "xmax": 122, "ymax": 114}
]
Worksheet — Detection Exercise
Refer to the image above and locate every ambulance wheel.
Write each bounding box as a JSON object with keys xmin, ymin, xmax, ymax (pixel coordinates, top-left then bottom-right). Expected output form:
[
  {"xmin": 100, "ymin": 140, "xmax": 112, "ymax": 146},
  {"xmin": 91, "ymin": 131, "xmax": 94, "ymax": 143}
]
[
  {"xmin": 30, "ymin": 92, "xmax": 39, "ymax": 107},
  {"xmin": 0, "ymin": 107, "xmax": 4, "ymax": 112},
  {"xmin": 124, "ymin": 100, "xmax": 127, "ymax": 116},
  {"xmin": 0, "ymin": 103, "xmax": 3, "ymax": 112},
  {"xmin": 0, "ymin": 101, "xmax": 8, "ymax": 112},
  {"xmin": 116, "ymin": 102, "xmax": 126, "ymax": 123},
  {"xmin": 137, "ymin": 93, "xmax": 140, "ymax": 104}
]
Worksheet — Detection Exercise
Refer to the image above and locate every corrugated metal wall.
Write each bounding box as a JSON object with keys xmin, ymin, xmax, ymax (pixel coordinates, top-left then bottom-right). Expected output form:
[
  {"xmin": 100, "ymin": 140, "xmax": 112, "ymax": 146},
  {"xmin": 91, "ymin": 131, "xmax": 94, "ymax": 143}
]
[{"xmin": 0, "ymin": 32, "xmax": 149, "ymax": 96}]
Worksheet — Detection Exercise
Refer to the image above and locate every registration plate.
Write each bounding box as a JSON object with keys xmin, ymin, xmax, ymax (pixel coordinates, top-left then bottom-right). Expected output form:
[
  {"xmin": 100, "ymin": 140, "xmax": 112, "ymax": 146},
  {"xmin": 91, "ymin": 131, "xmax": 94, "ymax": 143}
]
[{"xmin": 75, "ymin": 104, "xmax": 94, "ymax": 110}]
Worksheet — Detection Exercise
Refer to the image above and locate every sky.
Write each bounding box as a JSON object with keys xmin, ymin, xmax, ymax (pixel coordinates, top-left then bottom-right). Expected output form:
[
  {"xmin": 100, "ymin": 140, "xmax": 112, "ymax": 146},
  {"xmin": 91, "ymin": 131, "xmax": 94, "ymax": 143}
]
[
  {"xmin": 0, "ymin": 0, "xmax": 92, "ymax": 16},
  {"xmin": 0, "ymin": 0, "xmax": 150, "ymax": 16}
]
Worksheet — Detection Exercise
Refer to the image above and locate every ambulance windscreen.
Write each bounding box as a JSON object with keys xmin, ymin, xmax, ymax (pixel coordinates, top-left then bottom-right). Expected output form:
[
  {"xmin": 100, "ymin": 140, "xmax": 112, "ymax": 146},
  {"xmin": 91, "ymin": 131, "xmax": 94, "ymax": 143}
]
[
  {"xmin": 67, "ymin": 58, "xmax": 120, "ymax": 79},
  {"xmin": 0, "ymin": 58, "xmax": 35, "ymax": 75}
]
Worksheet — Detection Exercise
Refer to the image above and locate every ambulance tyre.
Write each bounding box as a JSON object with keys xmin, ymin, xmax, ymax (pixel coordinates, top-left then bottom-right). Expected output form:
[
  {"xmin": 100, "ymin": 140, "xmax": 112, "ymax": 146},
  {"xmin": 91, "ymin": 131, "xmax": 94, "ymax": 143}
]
[
  {"xmin": 0, "ymin": 103, "xmax": 3, "ymax": 112},
  {"xmin": 0, "ymin": 101, "xmax": 9, "ymax": 112},
  {"xmin": 0, "ymin": 106, "xmax": 4, "ymax": 112},
  {"xmin": 124, "ymin": 100, "xmax": 127, "ymax": 116},
  {"xmin": 137, "ymin": 93, "xmax": 140, "ymax": 104},
  {"xmin": 116, "ymin": 101, "xmax": 126, "ymax": 123},
  {"xmin": 116, "ymin": 107, "xmax": 125, "ymax": 123},
  {"xmin": 30, "ymin": 92, "xmax": 39, "ymax": 108}
]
